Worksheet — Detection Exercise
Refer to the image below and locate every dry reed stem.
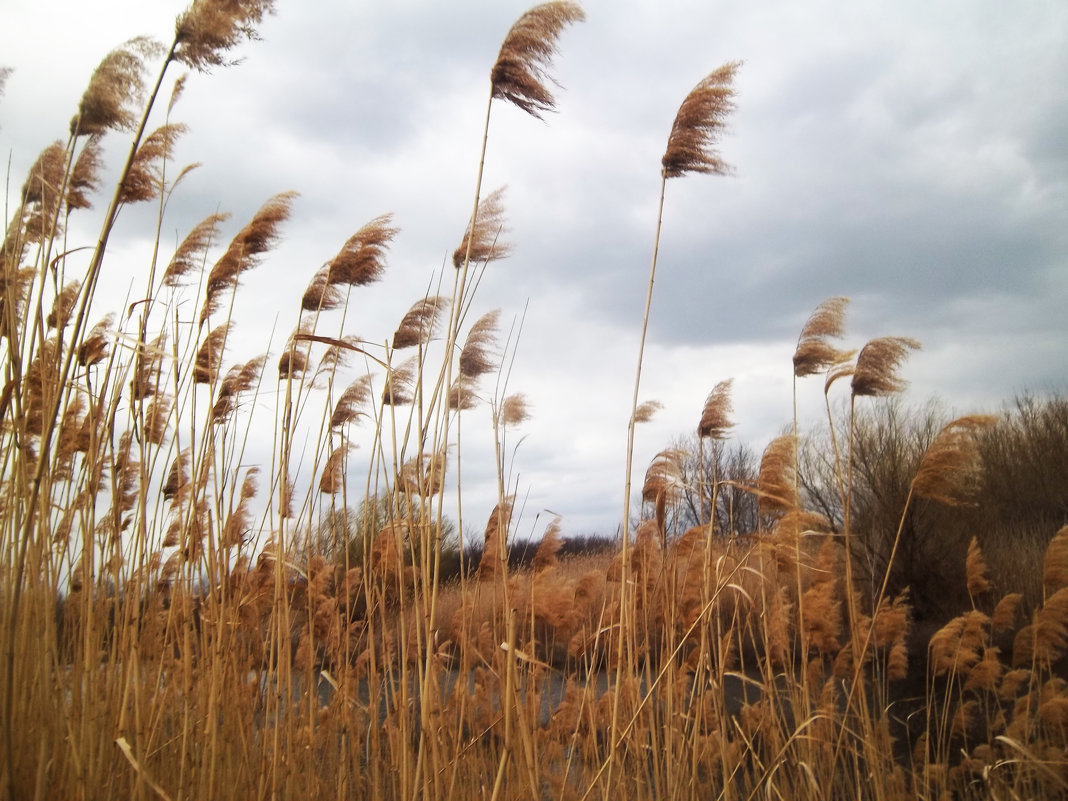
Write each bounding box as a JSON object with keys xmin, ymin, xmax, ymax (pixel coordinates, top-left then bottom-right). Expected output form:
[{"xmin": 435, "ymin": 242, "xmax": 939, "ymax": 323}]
[
  {"xmin": 490, "ymin": 1, "xmax": 585, "ymax": 120},
  {"xmin": 662, "ymin": 61, "xmax": 741, "ymax": 178}
]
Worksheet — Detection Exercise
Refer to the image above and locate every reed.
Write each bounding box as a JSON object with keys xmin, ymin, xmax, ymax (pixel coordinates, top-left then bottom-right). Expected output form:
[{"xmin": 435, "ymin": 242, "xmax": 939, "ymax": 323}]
[{"xmin": 1, "ymin": 4, "xmax": 1064, "ymax": 801}]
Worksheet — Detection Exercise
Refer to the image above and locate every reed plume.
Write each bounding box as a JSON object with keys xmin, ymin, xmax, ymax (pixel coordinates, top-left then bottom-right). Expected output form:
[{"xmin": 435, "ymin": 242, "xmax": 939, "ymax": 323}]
[
  {"xmin": 319, "ymin": 445, "xmax": 351, "ymax": 495},
  {"xmin": 500, "ymin": 393, "xmax": 530, "ymax": 425},
  {"xmin": 67, "ymin": 136, "xmax": 104, "ymax": 210},
  {"xmin": 662, "ymin": 62, "xmax": 742, "ymax": 178},
  {"xmin": 46, "ymin": 282, "xmax": 81, "ymax": 330},
  {"xmin": 459, "ymin": 309, "xmax": 501, "ymax": 378},
  {"xmin": 850, "ymin": 336, "xmax": 921, "ymax": 397},
  {"xmin": 277, "ymin": 320, "xmax": 313, "ymax": 380},
  {"xmin": 793, "ymin": 297, "xmax": 852, "ymax": 378},
  {"xmin": 300, "ymin": 214, "xmax": 396, "ymax": 311},
  {"xmin": 392, "ymin": 295, "xmax": 449, "ymax": 349},
  {"xmin": 533, "ymin": 518, "xmax": 564, "ymax": 572},
  {"xmin": 478, "ymin": 499, "xmax": 514, "ymax": 581},
  {"xmin": 21, "ymin": 142, "xmax": 67, "ymax": 242},
  {"xmin": 382, "ymin": 357, "xmax": 417, "ymax": 406},
  {"xmin": 633, "ymin": 400, "xmax": 662, "ymax": 424},
  {"xmin": 175, "ymin": 0, "xmax": 278, "ymax": 71},
  {"xmin": 965, "ymin": 536, "xmax": 992, "ymax": 598},
  {"xmin": 452, "ymin": 186, "xmax": 512, "ymax": 269},
  {"xmin": 71, "ymin": 36, "xmax": 163, "ymax": 135},
  {"xmin": 490, "ymin": 1, "xmax": 585, "ymax": 120},
  {"xmin": 193, "ymin": 323, "xmax": 230, "ymax": 383},
  {"xmin": 399, "ymin": 452, "xmax": 446, "ymax": 497},
  {"xmin": 330, "ymin": 375, "xmax": 373, "ymax": 429},
  {"xmin": 448, "ymin": 378, "xmax": 479, "ymax": 411},
  {"xmin": 1044, "ymin": 526, "xmax": 1068, "ymax": 593},
  {"xmin": 223, "ymin": 468, "xmax": 259, "ymax": 548},
  {"xmin": 698, "ymin": 378, "xmax": 734, "ymax": 439},
  {"xmin": 118, "ymin": 122, "xmax": 187, "ymax": 204},
  {"xmin": 211, "ymin": 354, "xmax": 266, "ymax": 421},
  {"xmin": 201, "ymin": 191, "xmax": 296, "ymax": 323},
  {"xmin": 143, "ymin": 394, "xmax": 173, "ymax": 445},
  {"xmin": 756, "ymin": 434, "xmax": 798, "ymax": 517},
  {"xmin": 163, "ymin": 212, "xmax": 231, "ymax": 287},
  {"xmin": 911, "ymin": 415, "xmax": 996, "ymax": 507}
]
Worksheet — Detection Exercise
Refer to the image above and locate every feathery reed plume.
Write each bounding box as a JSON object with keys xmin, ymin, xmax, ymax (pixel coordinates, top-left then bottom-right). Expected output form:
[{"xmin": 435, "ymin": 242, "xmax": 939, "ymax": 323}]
[
  {"xmin": 478, "ymin": 499, "xmax": 514, "ymax": 581},
  {"xmin": 965, "ymin": 536, "xmax": 992, "ymax": 598},
  {"xmin": 277, "ymin": 320, "xmax": 313, "ymax": 380},
  {"xmin": 459, "ymin": 309, "xmax": 502, "ymax": 378},
  {"xmin": 300, "ymin": 214, "xmax": 396, "ymax": 310},
  {"xmin": 193, "ymin": 323, "xmax": 230, "ymax": 383},
  {"xmin": 55, "ymin": 393, "xmax": 88, "ymax": 476},
  {"xmin": 223, "ymin": 468, "xmax": 259, "ymax": 547},
  {"xmin": 641, "ymin": 449, "xmax": 685, "ymax": 506},
  {"xmin": 67, "ymin": 136, "xmax": 104, "ymax": 210},
  {"xmin": 71, "ymin": 37, "xmax": 163, "ymax": 135},
  {"xmin": 500, "ymin": 393, "xmax": 530, "ymax": 425},
  {"xmin": 490, "ymin": 1, "xmax": 585, "ymax": 120},
  {"xmin": 162, "ymin": 450, "xmax": 189, "ymax": 503},
  {"xmin": 534, "ymin": 517, "xmax": 564, "ymax": 572},
  {"xmin": 143, "ymin": 394, "xmax": 173, "ymax": 445},
  {"xmin": 1044, "ymin": 526, "xmax": 1068, "ymax": 593},
  {"xmin": 130, "ymin": 333, "xmax": 166, "ymax": 400},
  {"xmin": 824, "ymin": 356, "xmax": 856, "ymax": 395},
  {"xmin": 850, "ymin": 336, "xmax": 921, "ymax": 397},
  {"xmin": 21, "ymin": 141, "xmax": 67, "ymax": 241},
  {"xmin": 319, "ymin": 444, "xmax": 351, "ymax": 494},
  {"xmin": 391, "ymin": 295, "xmax": 449, "ymax": 349},
  {"xmin": 312, "ymin": 335, "xmax": 360, "ymax": 387},
  {"xmin": 175, "ymin": 0, "xmax": 278, "ymax": 71},
  {"xmin": 633, "ymin": 400, "xmax": 662, "ymax": 424},
  {"xmin": 757, "ymin": 434, "xmax": 798, "ymax": 517},
  {"xmin": 163, "ymin": 212, "xmax": 230, "ymax": 287},
  {"xmin": 992, "ymin": 592, "xmax": 1023, "ymax": 634},
  {"xmin": 697, "ymin": 378, "xmax": 734, "ymax": 439},
  {"xmin": 399, "ymin": 451, "xmax": 446, "ymax": 497},
  {"xmin": 118, "ymin": 122, "xmax": 187, "ymax": 204},
  {"xmin": 46, "ymin": 281, "xmax": 81, "ymax": 330},
  {"xmin": 662, "ymin": 61, "xmax": 742, "ymax": 178},
  {"xmin": 911, "ymin": 415, "xmax": 996, "ymax": 506},
  {"xmin": 452, "ymin": 186, "xmax": 512, "ymax": 269},
  {"xmin": 793, "ymin": 296, "xmax": 852, "ymax": 377},
  {"xmin": 201, "ymin": 191, "xmax": 296, "ymax": 323},
  {"xmin": 330, "ymin": 374, "xmax": 373, "ymax": 428},
  {"xmin": 211, "ymin": 354, "xmax": 266, "ymax": 421},
  {"xmin": 381, "ymin": 356, "xmax": 417, "ymax": 406},
  {"xmin": 448, "ymin": 377, "xmax": 479, "ymax": 411}
]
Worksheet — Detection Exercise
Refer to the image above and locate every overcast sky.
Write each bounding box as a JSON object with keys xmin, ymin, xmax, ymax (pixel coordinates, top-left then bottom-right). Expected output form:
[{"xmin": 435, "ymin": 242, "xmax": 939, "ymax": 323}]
[{"xmin": 3, "ymin": 0, "xmax": 1066, "ymax": 539}]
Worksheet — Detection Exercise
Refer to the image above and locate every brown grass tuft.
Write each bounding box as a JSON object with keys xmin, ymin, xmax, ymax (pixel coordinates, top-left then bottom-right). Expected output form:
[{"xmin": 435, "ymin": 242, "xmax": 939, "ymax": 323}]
[
  {"xmin": 319, "ymin": 445, "xmax": 351, "ymax": 495},
  {"xmin": 301, "ymin": 214, "xmax": 396, "ymax": 311},
  {"xmin": 175, "ymin": 0, "xmax": 278, "ymax": 71},
  {"xmin": 71, "ymin": 37, "xmax": 162, "ymax": 135},
  {"xmin": 453, "ymin": 186, "xmax": 512, "ymax": 269},
  {"xmin": 119, "ymin": 122, "xmax": 187, "ymax": 203},
  {"xmin": 851, "ymin": 336, "xmax": 921, "ymax": 397},
  {"xmin": 697, "ymin": 378, "xmax": 734, "ymax": 439},
  {"xmin": 757, "ymin": 434, "xmax": 798, "ymax": 517},
  {"xmin": 67, "ymin": 136, "xmax": 104, "ymax": 210},
  {"xmin": 459, "ymin": 309, "xmax": 501, "ymax": 379},
  {"xmin": 381, "ymin": 357, "xmax": 417, "ymax": 406},
  {"xmin": 163, "ymin": 211, "xmax": 231, "ymax": 287},
  {"xmin": 662, "ymin": 61, "xmax": 742, "ymax": 178},
  {"xmin": 193, "ymin": 323, "xmax": 230, "ymax": 384},
  {"xmin": 793, "ymin": 296, "xmax": 852, "ymax": 378},
  {"xmin": 391, "ymin": 295, "xmax": 449, "ymax": 349},
  {"xmin": 912, "ymin": 415, "xmax": 996, "ymax": 506},
  {"xmin": 201, "ymin": 191, "xmax": 296, "ymax": 323},
  {"xmin": 965, "ymin": 536, "xmax": 993, "ymax": 598},
  {"xmin": 500, "ymin": 393, "xmax": 530, "ymax": 425},
  {"xmin": 330, "ymin": 374, "xmax": 373, "ymax": 429},
  {"xmin": 211, "ymin": 354, "xmax": 266, "ymax": 421},
  {"xmin": 46, "ymin": 281, "xmax": 81, "ymax": 330},
  {"xmin": 533, "ymin": 518, "xmax": 564, "ymax": 572},
  {"xmin": 490, "ymin": 1, "xmax": 585, "ymax": 120},
  {"xmin": 478, "ymin": 500, "xmax": 514, "ymax": 582},
  {"xmin": 633, "ymin": 399, "xmax": 663, "ymax": 424}
]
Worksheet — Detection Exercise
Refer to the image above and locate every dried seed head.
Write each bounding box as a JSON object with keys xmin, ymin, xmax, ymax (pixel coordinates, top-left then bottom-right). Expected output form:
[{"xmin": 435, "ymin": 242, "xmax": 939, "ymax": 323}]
[
  {"xmin": 193, "ymin": 323, "xmax": 230, "ymax": 384},
  {"xmin": 277, "ymin": 320, "xmax": 313, "ymax": 380},
  {"xmin": 534, "ymin": 518, "xmax": 564, "ymax": 572},
  {"xmin": 662, "ymin": 61, "xmax": 741, "ymax": 179},
  {"xmin": 448, "ymin": 377, "xmax": 479, "ymax": 411},
  {"xmin": 459, "ymin": 309, "xmax": 501, "ymax": 379},
  {"xmin": 67, "ymin": 137, "xmax": 104, "ymax": 210},
  {"xmin": 851, "ymin": 336, "xmax": 921, "ymax": 397},
  {"xmin": 757, "ymin": 434, "xmax": 798, "ymax": 517},
  {"xmin": 22, "ymin": 141, "xmax": 67, "ymax": 242},
  {"xmin": 119, "ymin": 123, "xmax": 187, "ymax": 204},
  {"xmin": 330, "ymin": 374, "xmax": 373, "ymax": 428},
  {"xmin": 1044, "ymin": 526, "xmax": 1068, "ymax": 594},
  {"xmin": 500, "ymin": 393, "xmax": 530, "ymax": 425},
  {"xmin": 641, "ymin": 449, "xmax": 686, "ymax": 506},
  {"xmin": 47, "ymin": 282, "xmax": 81, "ymax": 330},
  {"xmin": 392, "ymin": 295, "xmax": 449, "ymax": 349},
  {"xmin": 143, "ymin": 394, "xmax": 173, "ymax": 445},
  {"xmin": 793, "ymin": 297, "xmax": 852, "ymax": 378},
  {"xmin": 478, "ymin": 499, "xmax": 514, "ymax": 581},
  {"xmin": 453, "ymin": 186, "xmax": 512, "ymax": 269},
  {"xmin": 381, "ymin": 357, "xmax": 417, "ymax": 406},
  {"xmin": 212, "ymin": 354, "xmax": 266, "ymax": 421},
  {"xmin": 697, "ymin": 378, "xmax": 734, "ymax": 439},
  {"xmin": 302, "ymin": 214, "xmax": 397, "ymax": 311},
  {"xmin": 490, "ymin": 1, "xmax": 585, "ymax": 120},
  {"xmin": 163, "ymin": 212, "xmax": 231, "ymax": 287},
  {"xmin": 634, "ymin": 400, "xmax": 663, "ymax": 424},
  {"xmin": 72, "ymin": 37, "xmax": 163, "ymax": 136},
  {"xmin": 319, "ymin": 445, "xmax": 351, "ymax": 494},
  {"xmin": 965, "ymin": 536, "xmax": 992, "ymax": 597},
  {"xmin": 201, "ymin": 191, "xmax": 296, "ymax": 323},
  {"xmin": 912, "ymin": 415, "xmax": 996, "ymax": 507},
  {"xmin": 175, "ymin": 0, "xmax": 277, "ymax": 71}
]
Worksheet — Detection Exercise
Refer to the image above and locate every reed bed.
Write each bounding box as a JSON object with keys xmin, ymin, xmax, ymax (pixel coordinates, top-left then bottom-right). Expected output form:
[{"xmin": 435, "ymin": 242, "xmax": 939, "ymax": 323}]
[{"xmin": 2, "ymin": 2, "xmax": 1066, "ymax": 800}]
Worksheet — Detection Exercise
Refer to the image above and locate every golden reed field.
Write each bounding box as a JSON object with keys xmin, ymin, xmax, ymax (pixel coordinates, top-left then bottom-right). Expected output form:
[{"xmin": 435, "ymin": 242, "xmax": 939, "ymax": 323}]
[{"xmin": 1, "ymin": 2, "xmax": 1066, "ymax": 799}]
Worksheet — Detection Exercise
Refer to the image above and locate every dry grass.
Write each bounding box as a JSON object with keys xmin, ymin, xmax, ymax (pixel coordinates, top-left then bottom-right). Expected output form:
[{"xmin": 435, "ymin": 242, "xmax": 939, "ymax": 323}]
[{"xmin": 1, "ymin": 5, "xmax": 1065, "ymax": 801}]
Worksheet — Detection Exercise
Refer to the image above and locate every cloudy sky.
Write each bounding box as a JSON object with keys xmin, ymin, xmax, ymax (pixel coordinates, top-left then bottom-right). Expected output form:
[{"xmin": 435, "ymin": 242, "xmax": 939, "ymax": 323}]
[{"xmin": 3, "ymin": 0, "xmax": 1066, "ymax": 539}]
